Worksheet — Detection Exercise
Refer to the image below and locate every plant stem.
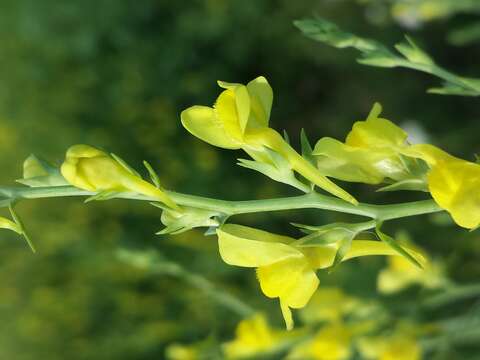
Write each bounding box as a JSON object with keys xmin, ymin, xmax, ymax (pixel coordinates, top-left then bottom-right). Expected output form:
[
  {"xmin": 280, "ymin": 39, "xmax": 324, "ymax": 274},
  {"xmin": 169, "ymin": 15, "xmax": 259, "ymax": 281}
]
[
  {"xmin": 116, "ymin": 249, "xmax": 254, "ymax": 317},
  {"xmin": 0, "ymin": 185, "xmax": 443, "ymax": 221}
]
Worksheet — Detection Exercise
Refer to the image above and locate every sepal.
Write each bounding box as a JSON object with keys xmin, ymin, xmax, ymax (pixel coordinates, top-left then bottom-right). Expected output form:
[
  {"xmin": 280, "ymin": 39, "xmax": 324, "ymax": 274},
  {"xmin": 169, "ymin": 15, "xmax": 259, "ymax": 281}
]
[
  {"xmin": 394, "ymin": 36, "xmax": 434, "ymax": 66},
  {"xmin": 0, "ymin": 205, "xmax": 36, "ymax": 252},
  {"xmin": 17, "ymin": 154, "xmax": 69, "ymax": 188},
  {"xmin": 293, "ymin": 220, "xmax": 374, "ymax": 270},
  {"xmin": 153, "ymin": 203, "xmax": 223, "ymax": 235},
  {"xmin": 375, "ymin": 223, "xmax": 424, "ymax": 269},
  {"xmin": 237, "ymin": 147, "xmax": 310, "ymax": 193}
]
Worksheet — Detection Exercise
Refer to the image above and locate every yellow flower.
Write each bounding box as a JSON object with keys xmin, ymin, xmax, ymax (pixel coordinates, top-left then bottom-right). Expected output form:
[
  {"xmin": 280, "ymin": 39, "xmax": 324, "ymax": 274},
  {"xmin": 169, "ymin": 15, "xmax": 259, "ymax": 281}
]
[
  {"xmin": 61, "ymin": 145, "xmax": 178, "ymax": 209},
  {"xmin": 181, "ymin": 76, "xmax": 357, "ymax": 204},
  {"xmin": 313, "ymin": 103, "xmax": 412, "ymax": 184},
  {"xmin": 428, "ymin": 160, "xmax": 480, "ymax": 229},
  {"xmin": 223, "ymin": 314, "xmax": 293, "ymax": 359},
  {"xmin": 217, "ymin": 224, "xmax": 423, "ymax": 330},
  {"xmin": 403, "ymin": 144, "xmax": 480, "ymax": 229},
  {"xmin": 299, "ymin": 287, "xmax": 359, "ymax": 324},
  {"xmin": 165, "ymin": 344, "xmax": 198, "ymax": 360},
  {"xmin": 357, "ymin": 334, "xmax": 421, "ymax": 360},
  {"xmin": 287, "ymin": 323, "xmax": 352, "ymax": 360}
]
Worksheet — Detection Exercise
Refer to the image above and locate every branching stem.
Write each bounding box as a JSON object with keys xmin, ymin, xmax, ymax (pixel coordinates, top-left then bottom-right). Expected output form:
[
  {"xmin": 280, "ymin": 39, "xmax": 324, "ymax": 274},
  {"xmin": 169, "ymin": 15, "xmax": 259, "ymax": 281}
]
[{"xmin": 0, "ymin": 185, "xmax": 443, "ymax": 221}]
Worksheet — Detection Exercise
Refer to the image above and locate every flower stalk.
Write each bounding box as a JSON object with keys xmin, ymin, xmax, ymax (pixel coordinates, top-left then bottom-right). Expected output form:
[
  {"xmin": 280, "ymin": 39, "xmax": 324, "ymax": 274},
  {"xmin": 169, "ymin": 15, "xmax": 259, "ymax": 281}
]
[{"xmin": 0, "ymin": 185, "xmax": 442, "ymax": 221}]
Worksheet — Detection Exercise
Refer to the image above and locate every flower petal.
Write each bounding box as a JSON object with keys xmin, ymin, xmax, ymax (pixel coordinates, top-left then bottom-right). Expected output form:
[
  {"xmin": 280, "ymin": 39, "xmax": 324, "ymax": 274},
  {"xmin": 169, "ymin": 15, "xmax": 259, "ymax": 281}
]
[
  {"xmin": 314, "ymin": 137, "xmax": 404, "ymax": 184},
  {"xmin": 345, "ymin": 240, "xmax": 426, "ymax": 266},
  {"xmin": 215, "ymin": 85, "xmax": 250, "ymax": 137},
  {"xmin": 346, "ymin": 103, "xmax": 407, "ymax": 149},
  {"xmin": 247, "ymin": 76, "xmax": 273, "ymax": 127},
  {"xmin": 180, "ymin": 105, "xmax": 241, "ymax": 149},
  {"xmin": 428, "ymin": 159, "xmax": 480, "ymax": 228},
  {"xmin": 217, "ymin": 224, "xmax": 302, "ymax": 267},
  {"xmin": 400, "ymin": 144, "xmax": 456, "ymax": 166},
  {"xmin": 257, "ymin": 258, "xmax": 319, "ymax": 309},
  {"xmin": 302, "ymin": 241, "xmax": 426, "ymax": 269}
]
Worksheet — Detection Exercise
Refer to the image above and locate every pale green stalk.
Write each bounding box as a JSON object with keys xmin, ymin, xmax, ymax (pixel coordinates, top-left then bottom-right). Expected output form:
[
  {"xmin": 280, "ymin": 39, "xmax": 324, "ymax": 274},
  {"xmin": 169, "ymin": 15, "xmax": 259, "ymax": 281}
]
[{"xmin": 0, "ymin": 185, "xmax": 442, "ymax": 221}]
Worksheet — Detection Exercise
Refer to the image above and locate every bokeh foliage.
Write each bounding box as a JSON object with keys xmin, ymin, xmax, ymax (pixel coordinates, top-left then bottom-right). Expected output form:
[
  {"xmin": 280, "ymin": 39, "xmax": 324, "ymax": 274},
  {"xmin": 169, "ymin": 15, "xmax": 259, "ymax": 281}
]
[{"xmin": 1, "ymin": 0, "xmax": 480, "ymax": 359}]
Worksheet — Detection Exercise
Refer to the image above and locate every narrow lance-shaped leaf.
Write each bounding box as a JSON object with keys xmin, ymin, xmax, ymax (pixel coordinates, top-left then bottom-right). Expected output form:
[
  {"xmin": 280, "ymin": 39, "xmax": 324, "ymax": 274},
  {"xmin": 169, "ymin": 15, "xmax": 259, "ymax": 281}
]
[
  {"xmin": 143, "ymin": 160, "xmax": 162, "ymax": 189},
  {"xmin": 375, "ymin": 223, "xmax": 423, "ymax": 269},
  {"xmin": 300, "ymin": 128, "xmax": 315, "ymax": 166},
  {"xmin": 8, "ymin": 205, "xmax": 36, "ymax": 253},
  {"xmin": 110, "ymin": 153, "xmax": 142, "ymax": 178},
  {"xmin": 237, "ymin": 147, "xmax": 310, "ymax": 193},
  {"xmin": 17, "ymin": 154, "xmax": 69, "ymax": 187},
  {"xmin": 294, "ymin": 17, "xmax": 480, "ymax": 96}
]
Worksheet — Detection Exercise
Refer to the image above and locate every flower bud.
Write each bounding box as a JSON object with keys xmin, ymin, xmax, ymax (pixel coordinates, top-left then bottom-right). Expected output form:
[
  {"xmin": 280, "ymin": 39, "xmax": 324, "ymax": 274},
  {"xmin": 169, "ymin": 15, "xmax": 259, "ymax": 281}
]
[{"xmin": 61, "ymin": 145, "xmax": 178, "ymax": 209}]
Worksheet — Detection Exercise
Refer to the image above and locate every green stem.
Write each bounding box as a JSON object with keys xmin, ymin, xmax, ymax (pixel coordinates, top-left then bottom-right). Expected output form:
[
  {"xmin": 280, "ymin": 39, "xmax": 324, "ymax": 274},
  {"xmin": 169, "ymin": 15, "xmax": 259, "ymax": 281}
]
[
  {"xmin": 116, "ymin": 249, "xmax": 254, "ymax": 317},
  {"xmin": 422, "ymin": 283, "xmax": 480, "ymax": 309},
  {"xmin": 0, "ymin": 185, "xmax": 443, "ymax": 221}
]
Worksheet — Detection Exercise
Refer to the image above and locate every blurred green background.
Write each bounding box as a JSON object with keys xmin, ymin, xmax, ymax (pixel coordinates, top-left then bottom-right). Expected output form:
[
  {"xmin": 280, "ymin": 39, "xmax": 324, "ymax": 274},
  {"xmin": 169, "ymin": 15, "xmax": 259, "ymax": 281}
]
[{"xmin": 1, "ymin": 0, "xmax": 480, "ymax": 359}]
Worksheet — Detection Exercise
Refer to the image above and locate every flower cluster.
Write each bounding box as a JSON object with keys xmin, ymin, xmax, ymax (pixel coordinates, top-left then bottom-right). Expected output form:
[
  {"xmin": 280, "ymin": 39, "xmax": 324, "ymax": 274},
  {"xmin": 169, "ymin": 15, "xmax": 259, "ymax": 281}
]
[
  {"xmin": 165, "ymin": 288, "xmax": 427, "ymax": 360},
  {"xmin": 313, "ymin": 101, "xmax": 480, "ymax": 229}
]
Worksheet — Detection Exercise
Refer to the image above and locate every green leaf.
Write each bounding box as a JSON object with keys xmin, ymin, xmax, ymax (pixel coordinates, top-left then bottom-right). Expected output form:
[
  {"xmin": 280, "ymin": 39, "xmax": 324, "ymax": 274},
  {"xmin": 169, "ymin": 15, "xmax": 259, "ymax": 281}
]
[
  {"xmin": 428, "ymin": 82, "xmax": 480, "ymax": 97},
  {"xmin": 293, "ymin": 221, "xmax": 376, "ymax": 271},
  {"xmin": 16, "ymin": 154, "xmax": 69, "ymax": 188},
  {"xmin": 110, "ymin": 153, "xmax": 142, "ymax": 177},
  {"xmin": 85, "ymin": 190, "xmax": 120, "ymax": 203},
  {"xmin": 283, "ymin": 129, "xmax": 290, "ymax": 144},
  {"xmin": 292, "ymin": 221, "xmax": 374, "ymax": 247},
  {"xmin": 294, "ymin": 18, "xmax": 386, "ymax": 53},
  {"xmin": 295, "ymin": 17, "xmax": 480, "ymax": 97},
  {"xmin": 152, "ymin": 203, "xmax": 222, "ymax": 235},
  {"xmin": 394, "ymin": 36, "xmax": 434, "ymax": 66},
  {"xmin": 0, "ymin": 216, "xmax": 22, "ymax": 234},
  {"xmin": 294, "ymin": 226, "xmax": 355, "ymax": 246},
  {"xmin": 448, "ymin": 22, "xmax": 480, "ymax": 47},
  {"xmin": 300, "ymin": 128, "xmax": 315, "ymax": 166},
  {"xmin": 8, "ymin": 205, "xmax": 36, "ymax": 253},
  {"xmin": 116, "ymin": 248, "xmax": 254, "ymax": 317},
  {"xmin": 237, "ymin": 147, "xmax": 310, "ymax": 193},
  {"xmin": 375, "ymin": 223, "xmax": 422, "ymax": 269},
  {"xmin": 377, "ymin": 178, "xmax": 428, "ymax": 192},
  {"xmin": 357, "ymin": 50, "xmax": 402, "ymax": 68},
  {"xmin": 329, "ymin": 236, "xmax": 353, "ymax": 272},
  {"xmin": 143, "ymin": 160, "xmax": 162, "ymax": 189}
]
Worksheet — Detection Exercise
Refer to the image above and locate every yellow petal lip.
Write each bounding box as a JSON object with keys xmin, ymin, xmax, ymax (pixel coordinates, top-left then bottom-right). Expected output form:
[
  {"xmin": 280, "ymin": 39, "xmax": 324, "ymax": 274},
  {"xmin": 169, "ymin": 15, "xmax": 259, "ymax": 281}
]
[
  {"xmin": 214, "ymin": 88, "xmax": 248, "ymax": 139},
  {"xmin": 180, "ymin": 105, "xmax": 241, "ymax": 149},
  {"xmin": 427, "ymin": 159, "xmax": 480, "ymax": 229}
]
